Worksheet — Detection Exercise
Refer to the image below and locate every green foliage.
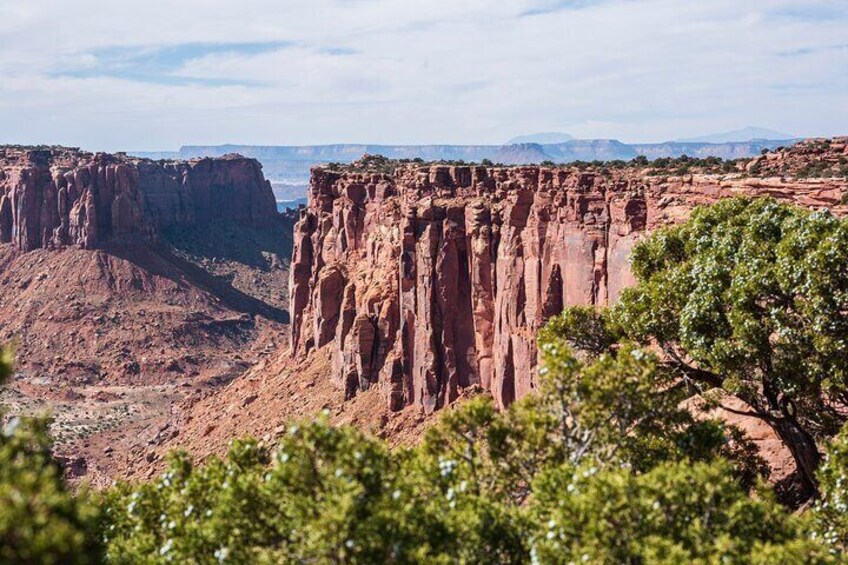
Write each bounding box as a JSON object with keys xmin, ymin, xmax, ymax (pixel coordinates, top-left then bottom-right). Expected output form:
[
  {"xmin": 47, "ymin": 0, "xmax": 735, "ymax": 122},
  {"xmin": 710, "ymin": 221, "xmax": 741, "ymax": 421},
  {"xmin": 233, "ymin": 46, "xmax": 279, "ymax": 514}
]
[
  {"xmin": 0, "ymin": 348, "xmax": 102, "ymax": 563},
  {"xmin": 100, "ymin": 338, "xmax": 827, "ymax": 563},
  {"xmin": 646, "ymin": 154, "xmax": 734, "ymax": 176},
  {"xmin": 414, "ymin": 398, "xmax": 531, "ymax": 563},
  {"xmin": 538, "ymin": 305, "xmax": 622, "ymax": 358},
  {"xmin": 0, "ymin": 337, "xmax": 838, "ymax": 563},
  {"xmin": 0, "ymin": 347, "xmax": 11, "ymax": 386},
  {"xmin": 416, "ymin": 343, "xmax": 701, "ymax": 507},
  {"xmin": 0, "ymin": 415, "xmax": 102, "ymax": 563},
  {"xmin": 618, "ymin": 198, "xmax": 848, "ymax": 431},
  {"xmin": 814, "ymin": 423, "xmax": 848, "ymax": 554},
  {"xmin": 532, "ymin": 342, "xmax": 687, "ymax": 470},
  {"xmin": 529, "ymin": 336, "xmax": 768, "ymax": 485},
  {"xmin": 104, "ymin": 419, "xmax": 451, "ymax": 563},
  {"xmin": 323, "ymin": 153, "xmax": 745, "ymax": 176},
  {"xmin": 532, "ymin": 460, "xmax": 830, "ymax": 564},
  {"xmin": 550, "ymin": 197, "xmax": 848, "ymax": 498},
  {"xmin": 797, "ymin": 160, "xmax": 846, "ymax": 179}
]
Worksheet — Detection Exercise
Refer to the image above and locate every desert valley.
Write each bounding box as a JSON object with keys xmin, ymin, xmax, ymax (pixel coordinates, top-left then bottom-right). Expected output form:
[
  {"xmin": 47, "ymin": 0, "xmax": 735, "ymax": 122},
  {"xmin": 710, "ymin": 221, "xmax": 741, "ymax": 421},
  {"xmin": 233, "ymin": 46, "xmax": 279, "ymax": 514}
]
[{"xmin": 1, "ymin": 138, "xmax": 846, "ymax": 490}]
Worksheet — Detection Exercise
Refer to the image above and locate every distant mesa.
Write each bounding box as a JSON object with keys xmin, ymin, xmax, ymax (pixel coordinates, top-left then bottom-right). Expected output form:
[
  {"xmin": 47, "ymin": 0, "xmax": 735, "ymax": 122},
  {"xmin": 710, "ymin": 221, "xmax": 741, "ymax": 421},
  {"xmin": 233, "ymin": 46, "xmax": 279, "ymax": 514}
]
[
  {"xmin": 494, "ymin": 143, "xmax": 551, "ymax": 165},
  {"xmin": 676, "ymin": 126, "xmax": 796, "ymax": 144},
  {"xmin": 506, "ymin": 132, "xmax": 574, "ymax": 145},
  {"xmin": 131, "ymin": 135, "xmax": 797, "ymax": 196},
  {"xmin": 0, "ymin": 146, "xmax": 277, "ymax": 252}
]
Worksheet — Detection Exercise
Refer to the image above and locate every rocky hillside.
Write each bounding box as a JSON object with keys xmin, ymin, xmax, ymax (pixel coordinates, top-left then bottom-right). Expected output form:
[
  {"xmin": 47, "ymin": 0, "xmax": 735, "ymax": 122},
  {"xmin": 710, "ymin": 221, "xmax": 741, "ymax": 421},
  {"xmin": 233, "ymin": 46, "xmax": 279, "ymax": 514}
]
[{"xmin": 289, "ymin": 140, "xmax": 848, "ymax": 413}]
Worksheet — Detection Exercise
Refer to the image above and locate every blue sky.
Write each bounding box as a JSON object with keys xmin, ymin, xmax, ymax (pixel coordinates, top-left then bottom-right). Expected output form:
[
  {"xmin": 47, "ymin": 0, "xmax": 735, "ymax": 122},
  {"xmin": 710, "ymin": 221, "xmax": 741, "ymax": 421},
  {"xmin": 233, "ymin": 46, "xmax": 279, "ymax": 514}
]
[
  {"xmin": 0, "ymin": 0, "xmax": 846, "ymax": 151},
  {"xmin": 53, "ymin": 42, "xmax": 293, "ymax": 86}
]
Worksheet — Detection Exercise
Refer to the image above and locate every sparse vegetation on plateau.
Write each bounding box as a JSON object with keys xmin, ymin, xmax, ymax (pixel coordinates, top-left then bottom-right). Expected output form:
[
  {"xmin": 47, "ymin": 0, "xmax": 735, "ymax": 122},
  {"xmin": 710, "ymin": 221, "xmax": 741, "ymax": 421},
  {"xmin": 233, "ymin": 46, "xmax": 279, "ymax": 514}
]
[{"xmin": 322, "ymin": 152, "xmax": 746, "ymax": 176}]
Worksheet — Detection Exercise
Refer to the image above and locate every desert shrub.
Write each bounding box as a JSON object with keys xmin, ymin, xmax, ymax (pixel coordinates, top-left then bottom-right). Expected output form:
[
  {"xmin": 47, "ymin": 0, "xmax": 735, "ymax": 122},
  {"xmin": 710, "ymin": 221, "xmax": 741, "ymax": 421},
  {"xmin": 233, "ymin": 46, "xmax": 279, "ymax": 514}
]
[
  {"xmin": 814, "ymin": 423, "xmax": 848, "ymax": 555},
  {"xmin": 0, "ymin": 330, "xmax": 832, "ymax": 563},
  {"xmin": 531, "ymin": 460, "xmax": 829, "ymax": 564},
  {"xmin": 0, "ymin": 348, "xmax": 11, "ymax": 385},
  {"xmin": 0, "ymin": 349, "xmax": 102, "ymax": 564},
  {"xmin": 104, "ymin": 420, "xmax": 455, "ymax": 564}
]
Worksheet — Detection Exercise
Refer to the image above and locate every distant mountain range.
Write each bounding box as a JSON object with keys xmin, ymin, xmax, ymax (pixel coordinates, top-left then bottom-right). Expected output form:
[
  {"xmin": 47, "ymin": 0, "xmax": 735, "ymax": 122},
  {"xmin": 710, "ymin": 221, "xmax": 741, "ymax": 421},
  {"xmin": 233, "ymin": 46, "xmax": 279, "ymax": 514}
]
[
  {"xmin": 506, "ymin": 132, "xmax": 574, "ymax": 144},
  {"xmin": 676, "ymin": 127, "xmax": 795, "ymax": 144},
  {"xmin": 503, "ymin": 126, "xmax": 795, "ymax": 146},
  {"xmin": 131, "ymin": 129, "xmax": 796, "ymax": 190}
]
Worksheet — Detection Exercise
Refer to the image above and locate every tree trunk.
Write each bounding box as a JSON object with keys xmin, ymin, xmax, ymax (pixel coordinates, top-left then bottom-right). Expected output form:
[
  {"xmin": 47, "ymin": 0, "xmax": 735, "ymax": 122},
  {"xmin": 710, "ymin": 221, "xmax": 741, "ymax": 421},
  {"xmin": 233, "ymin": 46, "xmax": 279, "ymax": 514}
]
[{"xmin": 771, "ymin": 416, "xmax": 821, "ymax": 501}]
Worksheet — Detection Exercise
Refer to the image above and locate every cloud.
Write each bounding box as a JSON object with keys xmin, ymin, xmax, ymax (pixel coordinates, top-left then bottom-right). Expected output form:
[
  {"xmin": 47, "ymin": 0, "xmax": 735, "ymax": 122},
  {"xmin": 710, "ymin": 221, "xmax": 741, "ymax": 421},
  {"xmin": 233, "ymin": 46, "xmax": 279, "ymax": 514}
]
[
  {"xmin": 52, "ymin": 42, "xmax": 292, "ymax": 86},
  {"xmin": 777, "ymin": 43, "xmax": 848, "ymax": 58},
  {"xmin": 519, "ymin": 0, "xmax": 616, "ymax": 17},
  {"xmin": 767, "ymin": 2, "xmax": 848, "ymax": 22},
  {"xmin": 0, "ymin": 0, "xmax": 845, "ymax": 150}
]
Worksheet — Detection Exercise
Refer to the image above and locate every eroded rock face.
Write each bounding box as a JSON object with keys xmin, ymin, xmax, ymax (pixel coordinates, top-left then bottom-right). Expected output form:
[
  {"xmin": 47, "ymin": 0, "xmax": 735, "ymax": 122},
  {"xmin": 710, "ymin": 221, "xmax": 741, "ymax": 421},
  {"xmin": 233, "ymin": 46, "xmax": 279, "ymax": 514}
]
[
  {"xmin": 290, "ymin": 149, "xmax": 848, "ymax": 412},
  {"xmin": 0, "ymin": 147, "xmax": 276, "ymax": 251}
]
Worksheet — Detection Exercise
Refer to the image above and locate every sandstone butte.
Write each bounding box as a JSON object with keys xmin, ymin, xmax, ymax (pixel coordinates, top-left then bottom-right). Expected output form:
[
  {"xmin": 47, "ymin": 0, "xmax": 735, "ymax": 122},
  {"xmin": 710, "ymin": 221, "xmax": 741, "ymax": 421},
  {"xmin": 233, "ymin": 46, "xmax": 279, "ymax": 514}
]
[
  {"xmin": 289, "ymin": 138, "xmax": 848, "ymax": 413},
  {"xmin": 0, "ymin": 146, "xmax": 291, "ymax": 485},
  {"xmin": 0, "ymin": 148, "xmax": 285, "ymax": 381},
  {"xmin": 0, "ymin": 146, "xmax": 277, "ymax": 251}
]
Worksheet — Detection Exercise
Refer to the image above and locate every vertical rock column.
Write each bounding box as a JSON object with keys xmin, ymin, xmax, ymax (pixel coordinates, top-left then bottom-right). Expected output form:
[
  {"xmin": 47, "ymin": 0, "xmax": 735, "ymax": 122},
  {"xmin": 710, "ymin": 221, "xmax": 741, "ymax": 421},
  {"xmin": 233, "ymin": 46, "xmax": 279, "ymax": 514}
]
[
  {"xmin": 399, "ymin": 200, "xmax": 477, "ymax": 413},
  {"xmin": 465, "ymin": 200, "xmax": 496, "ymax": 391},
  {"xmin": 491, "ymin": 185, "xmax": 535, "ymax": 407},
  {"xmin": 288, "ymin": 209, "xmax": 316, "ymax": 354}
]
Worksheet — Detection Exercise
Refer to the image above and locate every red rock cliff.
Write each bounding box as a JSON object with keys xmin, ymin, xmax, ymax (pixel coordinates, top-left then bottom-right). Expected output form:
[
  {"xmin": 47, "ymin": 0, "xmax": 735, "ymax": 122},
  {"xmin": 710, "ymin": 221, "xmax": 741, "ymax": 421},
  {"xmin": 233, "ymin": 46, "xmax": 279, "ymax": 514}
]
[
  {"xmin": 0, "ymin": 146, "xmax": 277, "ymax": 251},
  {"xmin": 290, "ymin": 141, "xmax": 848, "ymax": 413}
]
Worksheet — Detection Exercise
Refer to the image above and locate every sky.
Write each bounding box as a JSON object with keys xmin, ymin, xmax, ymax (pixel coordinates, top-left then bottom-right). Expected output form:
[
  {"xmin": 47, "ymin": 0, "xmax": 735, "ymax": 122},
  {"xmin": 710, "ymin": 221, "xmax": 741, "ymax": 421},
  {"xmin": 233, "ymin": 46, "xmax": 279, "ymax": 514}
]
[{"xmin": 0, "ymin": 0, "xmax": 846, "ymax": 151}]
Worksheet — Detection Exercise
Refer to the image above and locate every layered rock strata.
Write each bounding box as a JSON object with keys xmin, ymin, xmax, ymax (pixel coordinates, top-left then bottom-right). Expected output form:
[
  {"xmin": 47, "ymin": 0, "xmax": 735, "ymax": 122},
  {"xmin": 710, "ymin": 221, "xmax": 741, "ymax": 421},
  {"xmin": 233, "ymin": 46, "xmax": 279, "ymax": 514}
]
[
  {"xmin": 290, "ymin": 145, "xmax": 848, "ymax": 412},
  {"xmin": 0, "ymin": 146, "xmax": 276, "ymax": 251}
]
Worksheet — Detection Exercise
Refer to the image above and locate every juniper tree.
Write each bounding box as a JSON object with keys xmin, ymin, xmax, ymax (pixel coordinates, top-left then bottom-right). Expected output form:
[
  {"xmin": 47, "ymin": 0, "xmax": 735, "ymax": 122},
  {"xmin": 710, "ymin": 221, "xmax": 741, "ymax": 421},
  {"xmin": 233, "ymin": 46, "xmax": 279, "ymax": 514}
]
[{"xmin": 549, "ymin": 197, "xmax": 848, "ymax": 499}]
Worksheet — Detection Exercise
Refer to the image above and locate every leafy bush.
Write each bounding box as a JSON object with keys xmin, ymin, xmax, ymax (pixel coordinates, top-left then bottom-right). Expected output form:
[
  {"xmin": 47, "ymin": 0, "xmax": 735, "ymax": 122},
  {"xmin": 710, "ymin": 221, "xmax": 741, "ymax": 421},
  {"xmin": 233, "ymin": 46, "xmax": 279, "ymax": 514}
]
[
  {"xmin": 0, "ymin": 349, "xmax": 102, "ymax": 564},
  {"xmin": 532, "ymin": 460, "xmax": 829, "ymax": 564},
  {"xmin": 814, "ymin": 423, "xmax": 848, "ymax": 555},
  {"xmin": 0, "ymin": 347, "xmax": 11, "ymax": 385},
  {"xmin": 104, "ymin": 421, "xmax": 453, "ymax": 564},
  {"xmin": 0, "ymin": 331, "xmax": 842, "ymax": 562},
  {"xmin": 0, "ymin": 418, "xmax": 102, "ymax": 564}
]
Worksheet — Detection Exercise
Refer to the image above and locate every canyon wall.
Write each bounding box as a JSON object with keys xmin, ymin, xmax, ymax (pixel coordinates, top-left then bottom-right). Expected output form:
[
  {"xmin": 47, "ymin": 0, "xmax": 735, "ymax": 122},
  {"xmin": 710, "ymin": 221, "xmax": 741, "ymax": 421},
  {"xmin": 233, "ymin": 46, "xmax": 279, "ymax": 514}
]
[
  {"xmin": 0, "ymin": 147, "xmax": 276, "ymax": 251},
  {"xmin": 290, "ymin": 141, "xmax": 848, "ymax": 412}
]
